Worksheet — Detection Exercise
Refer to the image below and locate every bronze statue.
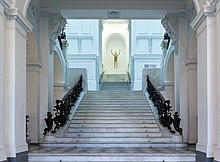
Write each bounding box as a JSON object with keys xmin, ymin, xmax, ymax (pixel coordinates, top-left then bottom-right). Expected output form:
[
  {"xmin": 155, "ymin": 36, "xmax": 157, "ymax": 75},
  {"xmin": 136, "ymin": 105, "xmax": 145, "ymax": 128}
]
[{"xmin": 111, "ymin": 49, "xmax": 121, "ymax": 69}]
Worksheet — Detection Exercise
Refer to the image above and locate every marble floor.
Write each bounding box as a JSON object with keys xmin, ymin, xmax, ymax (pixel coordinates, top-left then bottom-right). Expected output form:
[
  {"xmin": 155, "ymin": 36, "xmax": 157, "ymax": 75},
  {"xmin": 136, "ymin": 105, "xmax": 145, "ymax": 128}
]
[{"xmin": 28, "ymin": 145, "xmax": 196, "ymax": 162}]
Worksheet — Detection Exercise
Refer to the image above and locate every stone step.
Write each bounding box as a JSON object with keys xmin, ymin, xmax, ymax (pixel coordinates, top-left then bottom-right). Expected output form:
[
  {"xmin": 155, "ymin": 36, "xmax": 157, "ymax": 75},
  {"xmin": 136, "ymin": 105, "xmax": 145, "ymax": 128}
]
[
  {"xmin": 73, "ymin": 115, "xmax": 156, "ymax": 120},
  {"xmin": 80, "ymin": 101, "xmax": 149, "ymax": 106},
  {"xmin": 61, "ymin": 132, "xmax": 163, "ymax": 138},
  {"xmin": 55, "ymin": 137, "xmax": 171, "ymax": 143},
  {"xmin": 40, "ymin": 142, "xmax": 187, "ymax": 148},
  {"xmin": 29, "ymin": 154, "xmax": 195, "ymax": 162},
  {"xmin": 69, "ymin": 123, "xmax": 158, "ymax": 128},
  {"xmin": 74, "ymin": 112, "xmax": 154, "ymax": 116},
  {"xmin": 82, "ymin": 98, "xmax": 146, "ymax": 100},
  {"xmin": 75, "ymin": 110, "xmax": 153, "ymax": 113},
  {"xmin": 76, "ymin": 110, "xmax": 152, "ymax": 113},
  {"xmin": 78, "ymin": 105, "xmax": 151, "ymax": 108},
  {"xmin": 70, "ymin": 119, "xmax": 157, "ymax": 124},
  {"xmin": 77, "ymin": 108, "xmax": 152, "ymax": 111},
  {"xmin": 68, "ymin": 127, "xmax": 160, "ymax": 133}
]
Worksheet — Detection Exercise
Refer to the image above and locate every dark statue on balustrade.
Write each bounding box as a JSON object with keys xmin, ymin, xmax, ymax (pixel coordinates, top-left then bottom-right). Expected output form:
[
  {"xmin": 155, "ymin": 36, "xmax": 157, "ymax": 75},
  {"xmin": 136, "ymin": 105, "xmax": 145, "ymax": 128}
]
[
  {"xmin": 58, "ymin": 28, "xmax": 66, "ymax": 50},
  {"xmin": 147, "ymin": 75, "xmax": 182, "ymax": 135},
  {"xmin": 43, "ymin": 75, "xmax": 83, "ymax": 135}
]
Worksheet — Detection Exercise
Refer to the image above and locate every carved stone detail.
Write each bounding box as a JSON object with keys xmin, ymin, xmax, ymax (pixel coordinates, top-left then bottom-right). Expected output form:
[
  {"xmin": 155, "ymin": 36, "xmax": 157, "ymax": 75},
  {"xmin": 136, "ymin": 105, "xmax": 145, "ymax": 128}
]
[
  {"xmin": 161, "ymin": 14, "xmax": 179, "ymax": 55},
  {"xmin": 0, "ymin": 0, "xmax": 11, "ymax": 8},
  {"xmin": 49, "ymin": 14, "xmax": 67, "ymax": 53},
  {"xmin": 27, "ymin": 0, "xmax": 40, "ymax": 37},
  {"xmin": 186, "ymin": 2, "xmax": 197, "ymax": 28}
]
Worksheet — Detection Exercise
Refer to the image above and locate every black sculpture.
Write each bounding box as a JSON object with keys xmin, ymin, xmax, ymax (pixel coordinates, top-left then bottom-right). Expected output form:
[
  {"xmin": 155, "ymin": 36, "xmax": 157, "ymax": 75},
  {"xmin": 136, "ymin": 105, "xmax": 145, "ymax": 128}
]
[
  {"xmin": 58, "ymin": 28, "xmax": 66, "ymax": 50},
  {"xmin": 43, "ymin": 112, "xmax": 53, "ymax": 135},
  {"xmin": 43, "ymin": 75, "xmax": 83, "ymax": 135},
  {"xmin": 164, "ymin": 33, "xmax": 171, "ymax": 49},
  {"xmin": 173, "ymin": 112, "xmax": 183, "ymax": 135},
  {"xmin": 147, "ymin": 75, "xmax": 183, "ymax": 135}
]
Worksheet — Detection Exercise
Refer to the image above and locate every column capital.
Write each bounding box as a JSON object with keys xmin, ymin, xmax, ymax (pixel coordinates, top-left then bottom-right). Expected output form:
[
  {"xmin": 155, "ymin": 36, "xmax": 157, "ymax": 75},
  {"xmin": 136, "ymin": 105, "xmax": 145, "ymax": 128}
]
[
  {"xmin": 191, "ymin": 4, "xmax": 217, "ymax": 30},
  {"xmin": 4, "ymin": 8, "xmax": 32, "ymax": 32},
  {"xmin": 185, "ymin": 59, "xmax": 197, "ymax": 71},
  {"xmin": 27, "ymin": 63, "xmax": 42, "ymax": 68}
]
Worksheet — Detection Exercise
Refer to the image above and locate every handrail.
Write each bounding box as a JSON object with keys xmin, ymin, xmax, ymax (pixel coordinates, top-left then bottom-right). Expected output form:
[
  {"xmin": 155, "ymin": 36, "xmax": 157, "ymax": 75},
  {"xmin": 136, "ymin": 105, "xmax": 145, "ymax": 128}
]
[
  {"xmin": 43, "ymin": 75, "xmax": 83, "ymax": 135},
  {"xmin": 146, "ymin": 75, "xmax": 182, "ymax": 135}
]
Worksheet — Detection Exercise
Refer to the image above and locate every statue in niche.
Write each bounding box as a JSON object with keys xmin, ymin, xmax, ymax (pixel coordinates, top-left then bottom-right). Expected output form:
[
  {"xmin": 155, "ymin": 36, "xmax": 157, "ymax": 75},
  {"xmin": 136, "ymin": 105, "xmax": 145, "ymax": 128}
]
[{"xmin": 111, "ymin": 49, "xmax": 121, "ymax": 69}]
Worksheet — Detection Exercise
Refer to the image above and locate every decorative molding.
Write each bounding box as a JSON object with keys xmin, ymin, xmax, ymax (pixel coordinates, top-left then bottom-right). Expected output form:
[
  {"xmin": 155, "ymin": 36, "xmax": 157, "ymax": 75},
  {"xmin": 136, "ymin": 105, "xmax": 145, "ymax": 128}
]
[
  {"xmin": 191, "ymin": 4, "xmax": 216, "ymax": 30},
  {"xmin": 26, "ymin": 63, "xmax": 42, "ymax": 69},
  {"xmin": 4, "ymin": 8, "xmax": 33, "ymax": 32},
  {"xmin": 27, "ymin": 0, "xmax": 40, "ymax": 37},
  {"xmin": 0, "ymin": 0, "xmax": 12, "ymax": 8},
  {"xmin": 54, "ymin": 82, "xmax": 67, "ymax": 88},
  {"xmin": 163, "ymin": 81, "xmax": 174, "ymax": 87},
  {"xmin": 161, "ymin": 14, "xmax": 179, "ymax": 55},
  {"xmin": 184, "ymin": 59, "xmax": 197, "ymax": 67},
  {"xmin": 209, "ymin": 0, "xmax": 220, "ymax": 5},
  {"xmin": 186, "ymin": 2, "xmax": 197, "ymax": 25},
  {"xmin": 49, "ymin": 14, "xmax": 67, "ymax": 53}
]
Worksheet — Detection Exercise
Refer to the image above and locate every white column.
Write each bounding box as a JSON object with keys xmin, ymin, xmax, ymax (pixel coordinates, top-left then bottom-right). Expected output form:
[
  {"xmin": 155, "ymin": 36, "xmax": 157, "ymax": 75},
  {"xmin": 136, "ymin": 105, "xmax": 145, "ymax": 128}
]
[
  {"xmin": 48, "ymin": 50, "xmax": 54, "ymax": 110},
  {"xmin": 0, "ymin": 2, "xmax": 6, "ymax": 161},
  {"xmin": 4, "ymin": 8, "xmax": 32, "ymax": 157},
  {"xmin": 191, "ymin": 4, "xmax": 217, "ymax": 157},
  {"xmin": 26, "ymin": 65, "xmax": 41, "ymax": 143},
  {"xmin": 215, "ymin": 2, "xmax": 220, "ymax": 161},
  {"xmin": 39, "ymin": 15, "xmax": 50, "ymax": 139},
  {"xmin": 206, "ymin": 15, "xmax": 217, "ymax": 158},
  {"xmin": 185, "ymin": 62, "xmax": 197, "ymax": 144},
  {"xmin": 178, "ymin": 17, "xmax": 189, "ymax": 142}
]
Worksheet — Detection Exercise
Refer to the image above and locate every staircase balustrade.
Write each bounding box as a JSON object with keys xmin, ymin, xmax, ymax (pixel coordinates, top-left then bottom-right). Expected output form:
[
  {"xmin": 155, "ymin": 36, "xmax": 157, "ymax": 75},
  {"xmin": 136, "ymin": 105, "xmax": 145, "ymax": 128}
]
[
  {"xmin": 146, "ymin": 75, "xmax": 182, "ymax": 135},
  {"xmin": 43, "ymin": 75, "xmax": 83, "ymax": 135}
]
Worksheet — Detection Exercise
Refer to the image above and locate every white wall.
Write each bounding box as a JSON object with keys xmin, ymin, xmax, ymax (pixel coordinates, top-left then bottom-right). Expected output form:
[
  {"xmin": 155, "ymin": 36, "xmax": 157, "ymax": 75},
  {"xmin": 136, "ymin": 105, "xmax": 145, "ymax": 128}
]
[
  {"xmin": 131, "ymin": 20, "xmax": 164, "ymax": 90},
  {"xmin": 66, "ymin": 19, "xmax": 99, "ymax": 90}
]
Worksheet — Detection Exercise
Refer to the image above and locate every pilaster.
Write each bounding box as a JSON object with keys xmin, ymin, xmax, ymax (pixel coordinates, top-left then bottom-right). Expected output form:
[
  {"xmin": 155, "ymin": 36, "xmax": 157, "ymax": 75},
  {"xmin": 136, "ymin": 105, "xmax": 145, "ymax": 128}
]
[
  {"xmin": 0, "ymin": 2, "xmax": 6, "ymax": 162},
  {"xmin": 4, "ymin": 6, "xmax": 32, "ymax": 159},
  {"xmin": 185, "ymin": 60, "xmax": 198, "ymax": 144},
  {"xmin": 39, "ymin": 15, "xmax": 50, "ymax": 140},
  {"xmin": 191, "ymin": 2, "xmax": 218, "ymax": 159},
  {"xmin": 26, "ymin": 64, "xmax": 41, "ymax": 144}
]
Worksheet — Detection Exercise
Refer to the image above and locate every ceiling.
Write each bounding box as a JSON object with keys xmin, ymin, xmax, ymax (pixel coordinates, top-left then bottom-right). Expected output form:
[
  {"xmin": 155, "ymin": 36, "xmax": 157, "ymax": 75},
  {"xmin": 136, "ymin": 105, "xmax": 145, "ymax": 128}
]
[{"xmin": 39, "ymin": 0, "xmax": 190, "ymax": 19}]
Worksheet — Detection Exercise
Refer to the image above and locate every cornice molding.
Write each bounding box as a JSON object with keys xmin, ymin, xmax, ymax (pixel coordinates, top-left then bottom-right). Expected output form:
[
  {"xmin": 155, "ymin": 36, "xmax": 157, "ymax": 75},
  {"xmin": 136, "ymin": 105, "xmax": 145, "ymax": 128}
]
[
  {"xmin": 191, "ymin": 4, "xmax": 216, "ymax": 30},
  {"xmin": 0, "ymin": 0, "xmax": 12, "ymax": 8},
  {"xmin": 185, "ymin": 59, "xmax": 197, "ymax": 66},
  {"xmin": 163, "ymin": 81, "xmax": 174, "ymax": 86},
  {"xmin": 4, "ymin": 8, "xmax": 33, "ymax": 32},
  {"xmin": 54, "ymin": 82, "xmax": 66, "ymax": 88},
  {"xmin": 26, "ymin": 63, "xmax": 42, "ymax": 69}
]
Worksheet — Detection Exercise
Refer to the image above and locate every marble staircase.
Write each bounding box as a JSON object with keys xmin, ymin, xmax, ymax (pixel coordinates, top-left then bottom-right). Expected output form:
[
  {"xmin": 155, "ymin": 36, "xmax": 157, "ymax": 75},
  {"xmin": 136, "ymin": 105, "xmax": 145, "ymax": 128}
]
[{"xmin": 29, "ymin": 83, "xmax": 195, "ymax": 161}]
